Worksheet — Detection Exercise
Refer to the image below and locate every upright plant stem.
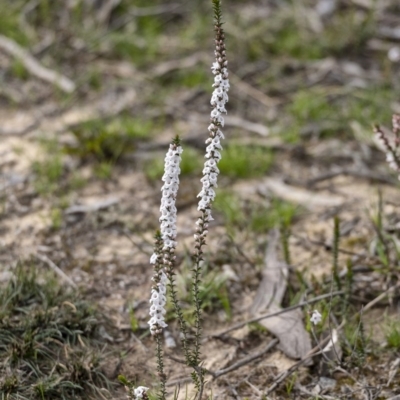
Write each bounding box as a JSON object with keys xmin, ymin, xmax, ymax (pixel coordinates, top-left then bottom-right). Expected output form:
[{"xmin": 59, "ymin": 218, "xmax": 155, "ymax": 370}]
[
  {"xmin": 332, "ymin": 216, "xmax": 341, "ymax": 291},
  {"xmin": 164, "ymin": 247, "xmax": 191, "ymax": 363},
  {"xmin": 155, "ymin": 332, "xmax": 167, "ymax": 400},
  {"xmin": 191, "ymin": 1, "xmax": 229, "ymax": 396}
]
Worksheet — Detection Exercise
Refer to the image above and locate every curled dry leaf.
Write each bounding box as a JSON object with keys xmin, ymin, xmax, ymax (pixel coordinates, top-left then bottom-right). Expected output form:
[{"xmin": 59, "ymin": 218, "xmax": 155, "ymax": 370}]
[{"xmin": 250, "ymin": 229, "xmax": 312, "ymax": 361}]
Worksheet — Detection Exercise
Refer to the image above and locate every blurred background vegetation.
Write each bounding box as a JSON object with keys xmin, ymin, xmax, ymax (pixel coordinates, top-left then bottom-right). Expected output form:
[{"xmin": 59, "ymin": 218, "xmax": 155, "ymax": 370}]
[{"xmin": 1, "ymin": 0, "xmax": 399, "ymax": 178}]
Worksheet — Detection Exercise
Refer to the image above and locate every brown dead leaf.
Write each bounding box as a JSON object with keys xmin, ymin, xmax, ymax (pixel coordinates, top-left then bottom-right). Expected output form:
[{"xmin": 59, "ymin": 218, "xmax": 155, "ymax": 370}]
[{"xmin": 250, "ymin": 229, "xmax": 312, "ymax": 360}]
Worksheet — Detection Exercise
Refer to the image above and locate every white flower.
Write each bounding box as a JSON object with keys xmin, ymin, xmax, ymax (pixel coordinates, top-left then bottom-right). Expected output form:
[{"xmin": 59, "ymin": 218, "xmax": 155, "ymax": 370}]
[
  {"xmin": 133, "ymin": 386, "xmax": 149, "ymax": 399},
  {"xmin": 310, "ymin": 310, "xmax": 322, "ymax": 325},
  {"xmin": 388, "ymin": 46, "xmax": 400, "ymax": 63}
]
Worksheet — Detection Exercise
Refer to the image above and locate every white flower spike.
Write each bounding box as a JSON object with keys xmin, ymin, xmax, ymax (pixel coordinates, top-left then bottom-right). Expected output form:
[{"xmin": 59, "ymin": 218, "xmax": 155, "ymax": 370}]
[
  {"xmin": 148, "ymin": 139, "xmax": 183, "ymax": 336},
  {"xmin": 196, "ymin": 20, "xmax": 229, "ymax": 225},
  {"xmin": 160, "ymin": 140, "xmax": 183, "ymax": 249}
]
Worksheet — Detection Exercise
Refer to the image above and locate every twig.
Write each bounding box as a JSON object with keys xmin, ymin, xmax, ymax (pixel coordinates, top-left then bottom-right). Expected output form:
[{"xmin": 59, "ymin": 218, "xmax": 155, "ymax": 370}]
[
  {"xmin": 152, "ymin": 53, "xmax": 208, "ymax": 77},
  {"xmin": 230, "ymin": 71, "xmax": 280, "ymax": 108},
  {"xmin": 35, "ymin": 253, "xmax": 77, "ymax": 289},
  {"xmin": 0, "ymin": 34, "xmax": 75, "ymax": 93},
  {"xmin": 0, "ymin": 120, "xmax": 40, "ymax": 137},
  {"xmin": 258, "ymin": 178, "xmax": 344, "ymax": 209},
  {"xmin": 357, "ymin": 282, "xmax": 400, "ymax": 314},
  {"xmin": 107, "ymin": 3, "xmax": 182, "ymax": 39},
  {"xmin": 166, "ymin": 376, "xmax": 192, "ymax": 387},
  {"xmin": 209, "ymin": 339, "xmax": 279, "ymax": 379},
  {"xmin": 96, "ymin": 0, "xmax": 121, "ymax": 24},
  {"xmin": 228, "ymin": 235, "xmax": 256, "ymax": 267},
  {"xmin": 243, "ymin": 379, "xmax": 263, "ymax": 397},
  {"xmin": 167, "ymin": 339, "xmax": 278, "ymax": 382},
  {"xmin": 306, "ymin": 168, "xmax": 396, "ymax": 187},
  {"xmin": 211, "ymin": 291, "xmax": 344, "ymax": 338},
  {"xmin": 226, "ymin": 115, "xmax": 270, "ymax": 137}
]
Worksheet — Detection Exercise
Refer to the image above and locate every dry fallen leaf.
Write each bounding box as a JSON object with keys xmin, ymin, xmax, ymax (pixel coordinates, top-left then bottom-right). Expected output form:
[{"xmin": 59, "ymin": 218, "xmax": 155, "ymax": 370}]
[{"xmin": 250, "ymin": 229, "xmax": 312, "ymax": 360}]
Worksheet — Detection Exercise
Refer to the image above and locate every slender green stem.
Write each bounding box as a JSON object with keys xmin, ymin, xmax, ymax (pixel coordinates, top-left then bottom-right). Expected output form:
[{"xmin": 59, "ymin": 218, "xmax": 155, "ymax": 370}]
[
  {"xmin": 191, "ymin": 214, "xmax": 208, "ymax": 391},
  {"xmin": 164, "ymin": 249, "xmax": 191, "ymax": 364},
  {"xmin": 332, "ymin": 216, "xmax": 341, "ymax": 291},
  {"xmin": 155, "ymin": 333, "xmax": 167, "ymax": 400}
]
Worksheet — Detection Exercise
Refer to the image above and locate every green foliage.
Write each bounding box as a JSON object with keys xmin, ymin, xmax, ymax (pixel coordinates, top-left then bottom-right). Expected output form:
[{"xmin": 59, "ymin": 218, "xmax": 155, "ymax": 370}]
[
  {"xmin": 32, "ymin": 139, "xmax": 90, "ymax": 197},
  {"xmin": 214, "ymin": 190, "xmax": 243, "ymax": 227},
  {"xmin": 260, "ymin": 5, "xmax": 375, "ymax": 60},
  {"xmin": 285, "ymin": 373, "xmax": 297, "ymax": 395},
  {"xmin": 332, "ymin": 216, "xmax": 342, "ymax": 291},
  {"xmin": 87, "ymin": 68, "xmax": 102, "ymax": 91},
  {"xmin": 69, "ymin": 172, "xmax": 87, "ymax": 191},
  {"xmin": 385, "ymin": 320, "xmax": 400, "ymax": 350},
  {"xmin": 321, "ymin": 9, "xmax": 375, "ymax": 55},
  {"xmin": 144, "ymin": 156, "xmax": 164, "ymax": 182},
  {"xmin": 167, "ymin": 68, "xmax": 209, "ymax": 88},
  {"xmin": 0, "ymin": 1, "xmax": 30, "ymax": 45},
  {"xmin": 177, "ymin": 263, "xmax": 231, "ymax": 323},
  {"xmin": 249, "ymin": 199, "xmax": 298, "ymax": 234},
  {"xmin": 50, "ymin": 208, "xmax": 63, "ymax": 230},
  {"xmin": 347, "ymin": 87, "xmax": 394, "ymax": 126},
  {"xmin": 180, "ymin": 148, "xmax": 203, "ymax": 175},
  {"xmin": 343, "ymin": 316, "xmax": 369, "ymax": 367},
  {"xmin": 33, "ymin": 155, "xmax": 64, "ymax": 195},
  {"xmin": 265, "ymin": 18, "xmax": 323, "ymax": 60},
  {"xmin": 215, "ymin": 192, "xmax": 298, "ymax": 236},
  {"xmin": 107, "ymin": 11, "xmax": 162, "ymax": 67},
  {"xmin": 94, "ymin": 161, "xmax": 114, "ymax": 180},
  {"xmin": 0, "ymin": 264, "xmax": 114, "ymax": 399},
  {"xmin": 65, "ymin": 116, "xmax": 154, "ymax": 163},
  {"xmin": 290, "ymin": 89, "xmax": 334, "ymax": 124},
  {"xmin": 342, "ymin": 259, "xmax": 353, "ymax": 317},
  {"xmin": 129, "ymin": 307, "xmax": 139, "ymax": 333},
  {"xmin": 11, "ymin": 59, "xmax": 29, "ymax": 80},
  {"xmin": 218, "ymin": 145, "xmax": 273, "ymax": 179},
  {"xmin": 285, "ymin": 84, "xmax": 394, "ymax": 142}
]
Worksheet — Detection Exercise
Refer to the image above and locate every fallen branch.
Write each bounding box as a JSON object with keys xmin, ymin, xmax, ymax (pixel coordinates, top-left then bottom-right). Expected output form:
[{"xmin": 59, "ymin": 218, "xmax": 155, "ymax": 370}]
[
  {"xmin": 35, "ymin": 253, "xmax": 77, "ymax": 289},
  {"xmin": 358, "ymin": 282, "xmax": 400, "ymax": 314},
  {"xmin": 211, "ymin": 291, "xmax": 344, "ymax": 339},
  {"xmin": 230, "ymin": 71, "xmax": 281, "ymax": 108},
  {"xmin": 152, "ymin": 53, "xmax": 208, "ymax": 77},
  {"xmin": 259, "ymin": 178, "xmax": 345, "ymax": 209},
  {"xmin": 209, "ymin": 339, "xmax": 279, "ymax": 379},
  {"xmin": 0, "ymin": 34, "xmax": 75, "ymax": 93},
  {"xmin": 306, "ymin": 168, "xmax": 396, "ymax": 187},
  {"xmin": 167, "ymin": 339, "xmax": 279, "ymax": 382}
]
